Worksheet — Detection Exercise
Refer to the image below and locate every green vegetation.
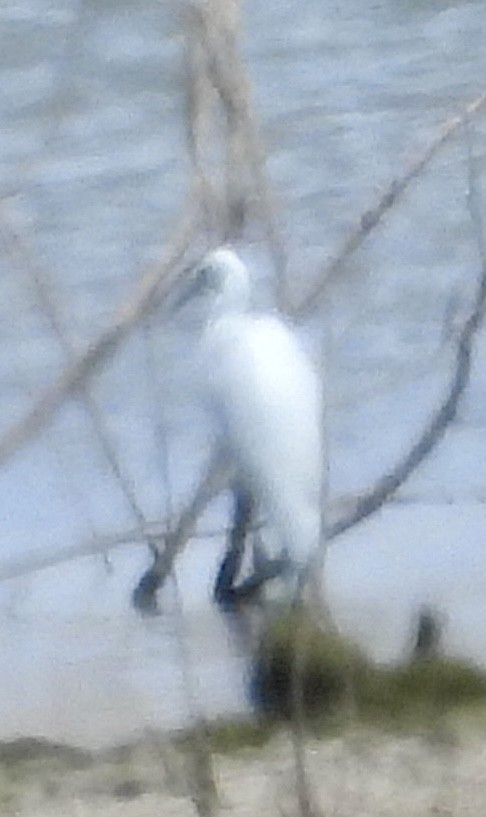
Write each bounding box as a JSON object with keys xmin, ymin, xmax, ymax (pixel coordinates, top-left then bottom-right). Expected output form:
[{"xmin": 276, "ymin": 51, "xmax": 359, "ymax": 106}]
[
  {"xmin": 174, "ymin": 717, "xmax": 276, "ymax": 754},
  {"xmin": 252, "ymin": 610, "xmax": 486, "ymax": 732},
  {"xmin": 360, "ymin": 655, "xmax": 486, "ymax": 724},
  {"xmin": 1, "ymin": 614, "xmax": 486, "ymax": 810},
  {"xmin": 253, "ymin": 611, "xmax": 367, "ymax": 719}
]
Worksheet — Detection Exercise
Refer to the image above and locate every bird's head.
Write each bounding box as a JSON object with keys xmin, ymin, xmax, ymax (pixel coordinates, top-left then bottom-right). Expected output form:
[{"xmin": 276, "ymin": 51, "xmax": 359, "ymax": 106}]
[{"xmin": 176, "ymin": 247, "xmax": 252, "ymax": 316}]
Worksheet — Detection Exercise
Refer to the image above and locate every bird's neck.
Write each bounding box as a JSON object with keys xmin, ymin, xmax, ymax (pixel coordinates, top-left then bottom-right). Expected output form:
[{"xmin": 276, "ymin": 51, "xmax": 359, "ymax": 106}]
[{"xmin": 210, "ymin": 297, "xmax": 250, "ymax": 321}]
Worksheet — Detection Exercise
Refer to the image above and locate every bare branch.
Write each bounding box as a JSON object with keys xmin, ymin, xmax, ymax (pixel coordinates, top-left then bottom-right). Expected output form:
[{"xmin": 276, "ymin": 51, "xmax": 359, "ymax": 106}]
[
  {"xmin": 136, "ymin": 96, "xmax": 486, "ymax": 600},
  {"xmin": 288, "ymin": 602, "xmax": 321, "ymax": 817},
  {"xmin": 0, "ymin": 207, "xmax": 196, "ymax": 467},
  {"xmin": 171, "ymin": 569, "xmax": 219, "ymax": 817},
  {"xmin": 184, "ymin": 5, "xmax": 222, "ymax": 238},
  {"xmin": 1, "ymin": 8, "xmax": 486, "ymax": 627},
  {"xmin": 294, "ymin": 93, "xmax": 486, "ymax": 319},
  {"xmin": 132, "ymin": 448, "xmax": 232, "ymax": 612},
  {"xmin": 328, "ymin": 118, "xmax": 486, "ymax": 541},
  {"xmin": 0, "ymin": 203, "xmax": 155, "ymax": 533},
  {"xmin": 192, "ymin": 0, "xmax": 289, "ymax": 305},
  {"xmin": 8, "ymin": 104, "xmax": 483, "ymax": 593},
  {"xmin": 0, "ymin": 515, "xmax": 271, "ymax": 584}
]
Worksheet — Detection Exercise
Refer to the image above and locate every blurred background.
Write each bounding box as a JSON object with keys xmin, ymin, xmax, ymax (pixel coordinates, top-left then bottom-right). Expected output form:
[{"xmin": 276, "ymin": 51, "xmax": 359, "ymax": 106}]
[{"xmin": 1, "ymin": 0, "xmax": 486, "ymax": 750}]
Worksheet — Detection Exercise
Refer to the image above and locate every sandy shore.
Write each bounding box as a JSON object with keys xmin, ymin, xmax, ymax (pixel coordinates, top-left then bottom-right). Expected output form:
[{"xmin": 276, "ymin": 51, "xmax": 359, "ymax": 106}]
[{"xmin": 2, "ymin": 721, "xmax": 486, "ymax": 817}]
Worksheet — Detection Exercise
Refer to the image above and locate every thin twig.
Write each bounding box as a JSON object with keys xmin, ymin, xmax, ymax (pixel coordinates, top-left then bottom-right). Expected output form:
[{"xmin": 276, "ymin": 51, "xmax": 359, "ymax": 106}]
[
  {"xmin": 3, "ymin": 302, "xmax": 106, "ymax": 572},
  {"xmin": 1, "ymin": 97, "xmax": 483, "ymax": 473},
  {"xmin": 136, "ymin": 108, "xmax": 486, "ymax": 605},
  {"xmin": 184, "ymin": 5, "xmax": 221, "ymax": 239},
  {"xmin": 137, "ymin": 101, "xmax": 486, "ymax": 602},
  {"xmin": 221, "ymin": 0, "xmax": 288, "ymax": 303},
  {"xmin": 193, "ymin": 0, "xmax": 289, "ymax": 304},
  {"xmin": 0, "ymin": 517, "xmax": 272, "ymax": 584},
  {"xmin": 2, "ymin": 93, "xmax": 483, "ymax": 475},
  {"xmin": 171, "ymin": 571, "xmax": 218, "ymax": 817},
  {"xmin": 0, "ymin": 207, "xmax": 196, "ymax": 466},
  {"xmin": 132, "ymin": 448, "xmax": 232, "ymax": 612},
  {"xmin": 328, "ymin": 115, "xmax": 486, "ymax": 541},
  {"xmin": 294, "ymin": 93, "xmax": 486, "ymax": 319},
  {"xmin": 288, "ymin": 597, "xmax": 320, "ymax": 817},
  {"xmin": 4, "ymin": 131, "xmax": 486, "ymax": 588},
  {"xmin": 0, "ymin": 203, "xmax": 152, "ymax": 534},
  {"xmin": 143, "ymin": 315, "xmax": 218, "ymax": 816}
]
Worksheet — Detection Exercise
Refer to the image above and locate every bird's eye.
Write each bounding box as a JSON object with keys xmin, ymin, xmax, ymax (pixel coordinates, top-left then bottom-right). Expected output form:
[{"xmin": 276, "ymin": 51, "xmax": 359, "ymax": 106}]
[{"xmin": 197, "ymin": 264, "xmax": 218, "ymax": 291}]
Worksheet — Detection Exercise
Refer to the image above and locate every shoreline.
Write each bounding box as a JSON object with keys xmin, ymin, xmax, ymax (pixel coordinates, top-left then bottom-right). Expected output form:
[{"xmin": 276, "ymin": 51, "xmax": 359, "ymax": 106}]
[{"xmin": 2, "ymin": 705, "xmax": 486, "ymax": 816}]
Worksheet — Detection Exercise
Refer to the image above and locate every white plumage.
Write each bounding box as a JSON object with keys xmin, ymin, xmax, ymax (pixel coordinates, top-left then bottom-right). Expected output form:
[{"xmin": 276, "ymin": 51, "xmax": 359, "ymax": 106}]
[{"xmin": 186, "ymin": 247, "xmax": 326, "ymax": 592}]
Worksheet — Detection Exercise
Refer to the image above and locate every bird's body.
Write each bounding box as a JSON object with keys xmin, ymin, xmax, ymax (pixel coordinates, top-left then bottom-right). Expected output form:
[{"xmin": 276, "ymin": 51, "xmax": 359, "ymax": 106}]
[
  {"xmin": 190, "ymin": 248, "xmax": 326, "ymax": 596},
  {"xmin": 132, "ymin": 247, "xmax": 326, "ymax": 616},
  {"xmin": 202, "ymin": 310, "xmax": 324, "ymax": 573}
]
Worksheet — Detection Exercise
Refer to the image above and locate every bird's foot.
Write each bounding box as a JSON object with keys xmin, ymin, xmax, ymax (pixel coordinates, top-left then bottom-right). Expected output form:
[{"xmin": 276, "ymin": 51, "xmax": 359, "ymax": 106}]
[
  {"xmin": 214, "ymin": 552, "xmax": 292, "ymax": 611},
  {"xmin": 132, "ymin": 568, "xmax": 162, "ymax": 616}
]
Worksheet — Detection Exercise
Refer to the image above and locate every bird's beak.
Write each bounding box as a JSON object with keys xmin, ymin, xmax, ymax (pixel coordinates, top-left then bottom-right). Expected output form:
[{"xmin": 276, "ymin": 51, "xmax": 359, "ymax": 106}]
[
  {"xmin": 172, "ymin": 266, "xmax": 207, "ymax": 311},
  {"xmin": 172, "ymin": 269, "xmax": 198, "ymax": 311}
]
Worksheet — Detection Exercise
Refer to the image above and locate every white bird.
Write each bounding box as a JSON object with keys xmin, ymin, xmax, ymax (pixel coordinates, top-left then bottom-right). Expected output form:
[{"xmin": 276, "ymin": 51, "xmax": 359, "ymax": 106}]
[{"xmin": 183, "ymin": 247, "xmax": 326, "ymax": 607}]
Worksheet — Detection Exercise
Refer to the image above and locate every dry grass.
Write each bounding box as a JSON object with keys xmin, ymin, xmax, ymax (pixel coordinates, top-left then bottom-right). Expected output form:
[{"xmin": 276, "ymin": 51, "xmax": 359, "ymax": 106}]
[
  {"xmin": 2, "ymin": 3, "xmax": 486, "ymax": 817},
  {"xmin": 2, "ymin": 717, "xmax": 486, "ymax": 817},
  {"xmin": 251, "ymin": 612, "xmax": 486, "ymax": 729},
  {"xmin": 3, "ymin": 626, "xmax": 486, "ymax": 816}
]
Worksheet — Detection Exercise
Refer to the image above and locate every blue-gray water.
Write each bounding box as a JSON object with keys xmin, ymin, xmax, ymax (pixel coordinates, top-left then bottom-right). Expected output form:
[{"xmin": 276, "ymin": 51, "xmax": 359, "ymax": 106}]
[{"xmin": 1, "ymin": 0, "xmax": 486, "ymax": 747}]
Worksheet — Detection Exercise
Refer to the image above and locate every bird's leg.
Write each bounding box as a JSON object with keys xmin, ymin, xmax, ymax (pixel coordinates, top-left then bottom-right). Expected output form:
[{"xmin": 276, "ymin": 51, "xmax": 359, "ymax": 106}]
[
  {"xmin": 131, "ymin": 540, "xmax": 164, "ymax": 616},
  {"xmin": 214, "ymin": 491, "xmax": 295, "ymax": 612},
  {"xmin": 252, "ymin": 533, "xmax": 269, "ymax": 576},
  {"xmin": 252, "ymin": 531, "xmax": 290, "ymax": 575},
  {"xmin": 213, "ymin": 487, "xmax": 254, "ymax": 609}
]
